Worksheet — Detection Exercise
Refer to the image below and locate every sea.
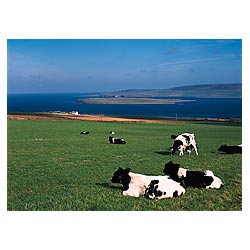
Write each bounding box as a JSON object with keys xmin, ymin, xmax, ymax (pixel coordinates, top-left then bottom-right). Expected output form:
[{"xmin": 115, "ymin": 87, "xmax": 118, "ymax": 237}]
[{"xmin": 7, "ymin": 93, "xmax": 242, "ymax": 120}]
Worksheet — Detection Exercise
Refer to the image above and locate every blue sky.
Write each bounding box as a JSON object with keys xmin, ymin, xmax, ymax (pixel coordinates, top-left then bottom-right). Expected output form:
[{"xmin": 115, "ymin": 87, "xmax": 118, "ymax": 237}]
[{"xmin": 7, "ymin": 39, "xmax": 242, "ymax": 93}]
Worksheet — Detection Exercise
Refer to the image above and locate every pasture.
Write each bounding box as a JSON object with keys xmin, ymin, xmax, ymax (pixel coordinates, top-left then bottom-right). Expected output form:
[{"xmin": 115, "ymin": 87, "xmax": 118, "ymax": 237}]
[{"xmin": 7, "ymin": 119, "xmax": 242, "ymax": 211}]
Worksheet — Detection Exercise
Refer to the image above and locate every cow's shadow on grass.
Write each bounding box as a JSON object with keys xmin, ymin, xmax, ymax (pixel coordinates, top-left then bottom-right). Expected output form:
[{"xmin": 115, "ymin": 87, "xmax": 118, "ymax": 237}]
[
  {"xmin": 154, "ymin": 150, "xmax": 172, "ymax": 156},
  {"xmin": 96, "ymin": 182, "xmax": 121, "ymax": 190}
]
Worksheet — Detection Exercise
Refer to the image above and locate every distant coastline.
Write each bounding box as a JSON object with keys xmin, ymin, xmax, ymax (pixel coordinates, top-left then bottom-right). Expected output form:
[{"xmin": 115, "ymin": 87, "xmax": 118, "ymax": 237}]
[
  {"xmin": 99, "ymin": 83, "xmax": 242, "ymax": 99},
  {"xmin": 77, "ymin": 97, "xmax": 195, "ymax": 105}
]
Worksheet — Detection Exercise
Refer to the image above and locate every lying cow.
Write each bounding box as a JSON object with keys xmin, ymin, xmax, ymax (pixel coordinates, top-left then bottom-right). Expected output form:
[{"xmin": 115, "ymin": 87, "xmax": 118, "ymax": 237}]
[
  {"xmin": 170, "ymin": 133, "xmax": 198, "ymax": 156},
  {"xmin": 218, "ymin": 144, "xmax": 242, "ymax": 154},
  {"xmin": 109, "ymin": 136, "xmax": 126, "ymax": 144},
  {"xmin": 110, "ymin": 167, "xmax": 185, "ymax": 199},
  {"xmin": 163, "ymin": 160, "xmax": 224, "ymax": 189},
  {"xmin": 80, "ymin": 131, "xmax": 89, "ymax": 134}
]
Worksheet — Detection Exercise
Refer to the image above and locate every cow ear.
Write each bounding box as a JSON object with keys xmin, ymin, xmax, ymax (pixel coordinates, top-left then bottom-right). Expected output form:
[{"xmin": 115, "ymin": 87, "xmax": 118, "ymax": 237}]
[{"xmin": 125, "ymin": 168, "xmax": 131, "ymax": 173}]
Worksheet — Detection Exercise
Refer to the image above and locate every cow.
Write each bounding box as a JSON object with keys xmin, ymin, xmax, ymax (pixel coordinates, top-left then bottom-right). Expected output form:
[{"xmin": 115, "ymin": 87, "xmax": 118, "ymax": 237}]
[
  {"xmin": 110, "ymin": 167, "xmax": 185, "ymax": 199},
  {"xmin": 109, "ymin": 136, "xmax": 126, "ymax": 144},
  {"xmin": 170, "ymin": 133, "xmax": 198, "ymax": 156},
  {"xmin": 80, "ymin": 131, "xmax": 89, "ymax": 134},
  {"xmin": 218, "ymin": 144, "xmax": 242, "ymax": 154},
  {"xmin": 163, "ymin": 160, "xmax": 224, "ymax": 189},
  {"xmin": 110, "ymin": 131, "xmax": 115, "ymax": 135}
]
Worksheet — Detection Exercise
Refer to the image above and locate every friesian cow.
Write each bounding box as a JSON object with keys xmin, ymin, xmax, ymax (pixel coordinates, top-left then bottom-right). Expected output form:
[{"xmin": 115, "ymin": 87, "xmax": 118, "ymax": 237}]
[
  {"xmin": 110, "ymin": 167, "xmax": 185, "ymax": 199},
  {"xmin": 109, "ymin": 136, "xmax": 126, "ymax": 144},
  {"xmin": 170, "ymin": 133, "xmax": 198, "ymax": 156},
  {"xmin": 80, "ymin": 131, "xmax": 89, "ymax": 134},
  {"xmin": 163, "ymin": 160, "xmax": 224, "ymax": 189},
  {"xmin": 218, "ymin": 144, "xmax": 242, "ymax": 154}
]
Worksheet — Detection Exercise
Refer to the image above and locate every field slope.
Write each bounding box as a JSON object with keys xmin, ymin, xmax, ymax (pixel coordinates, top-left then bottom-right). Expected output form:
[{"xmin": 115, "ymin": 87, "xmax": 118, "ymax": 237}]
[{"xmin": 7, "ymin": 119, "xmax": 242, "ymax": 211}]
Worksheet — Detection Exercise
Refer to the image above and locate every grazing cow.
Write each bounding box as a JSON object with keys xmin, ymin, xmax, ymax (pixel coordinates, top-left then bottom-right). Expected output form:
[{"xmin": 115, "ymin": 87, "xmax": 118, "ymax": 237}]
[
  {"xmin": 110, "ymin": 167, "xmax": 185, "ymax": 199},
  {"xmin": 110, "ymin": 131, "xmax": 115, "ymax": 135},
  {"xmin": 218, "ymin": 144, "xmax": 242, "ymax": 154},
  {"xmin": 80, "ymin": 131, "xmax": 89, "ymax": 134},
  {"xmin": 109, "ymin": 136, "xmax": 126, "ymax": 144},
  {"xmin": 163, "ymin": 161, "xmax": 224, "ymax": 189},
  {"xmin": 170, "ymin": 133, "xmax": 198, "ymax": 156}
]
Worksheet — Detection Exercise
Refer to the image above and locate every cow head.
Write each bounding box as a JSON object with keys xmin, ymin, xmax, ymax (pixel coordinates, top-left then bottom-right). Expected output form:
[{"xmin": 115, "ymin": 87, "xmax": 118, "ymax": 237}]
[
  {"xmin": 110, "ymin": 167, "xmax": 131, "ymax": 191},
  {"xmin": 163, "ymin": 161, "xmax": 181, "ymax": 180},
  {"xmin": 218, "ymin": 144, "xmax": 227, "ymax": 152},
  {"xmin": 171, "ymin": 140, "xmax": 183, "ymax": 155}
]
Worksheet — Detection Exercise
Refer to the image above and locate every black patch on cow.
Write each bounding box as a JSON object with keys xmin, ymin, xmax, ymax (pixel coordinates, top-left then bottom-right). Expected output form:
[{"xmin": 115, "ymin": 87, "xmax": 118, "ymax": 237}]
[
  {"xmin": 171, "ymin": 140, "xmax": 183, "ymax": 155},
  {"xmin": 182, "ymin": 135, "xmax": 190, "ymax": 144},
  {"xmin": 218, "ymin": 144, "xmax": 242, "ymax": 154},
  {"xmin": 183, "ymin": 171, "xmax": 214, "ymax": 188},
  {"xmin": 144, "ymin": 179, "xmax": 164, "ymax": 199},
  {"xmin": 173, "ymin": 190, "xmax": 178, "ymax": 197},
  {"xmin": 110, "ymin": 167, "xmax": 131, "ymax": 191}
]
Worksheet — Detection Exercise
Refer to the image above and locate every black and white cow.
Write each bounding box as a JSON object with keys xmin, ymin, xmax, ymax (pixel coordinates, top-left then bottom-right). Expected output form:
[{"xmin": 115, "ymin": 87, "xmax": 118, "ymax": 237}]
[
  {"xmin": 163, "ymin": 161, "xmax": 224, "ymax": 189},
  {"xmin": 109, "ymin": 136, "xmax": 126, "ymax": 144},
  {"xmin": 218, "ymin": 144, "xmax": 242, "ymax": 154},
  {"xmin": 80, "ymin": 131, "xmax": 89, "ymax": 134},
  {"xmin": 110, "ymin": 167, "xmax": 185, "ymax": 199},
  {"xmin": 170, "ymin": 133, "xmax": 198, "ymax": 156}
]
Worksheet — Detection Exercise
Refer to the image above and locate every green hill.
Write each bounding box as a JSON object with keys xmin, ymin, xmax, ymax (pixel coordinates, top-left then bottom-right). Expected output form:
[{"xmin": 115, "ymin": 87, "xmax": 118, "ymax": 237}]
[{"xmin": 101, "ymin": 83, "xmax": 242, "ymax": 98}]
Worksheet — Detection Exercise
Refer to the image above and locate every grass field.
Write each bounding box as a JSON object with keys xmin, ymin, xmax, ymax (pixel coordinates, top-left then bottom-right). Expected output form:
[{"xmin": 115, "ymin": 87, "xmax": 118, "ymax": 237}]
[{"xmin": 7, "ymin": 119, "xmax": 242, "ymax": 211}]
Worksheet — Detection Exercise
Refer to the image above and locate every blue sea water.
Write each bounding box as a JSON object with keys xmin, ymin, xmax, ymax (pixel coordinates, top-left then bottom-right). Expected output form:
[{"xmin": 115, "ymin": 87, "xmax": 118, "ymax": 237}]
[{"xmin": 7, "ymin": 93, "xmax": 242, "ymax": 119}]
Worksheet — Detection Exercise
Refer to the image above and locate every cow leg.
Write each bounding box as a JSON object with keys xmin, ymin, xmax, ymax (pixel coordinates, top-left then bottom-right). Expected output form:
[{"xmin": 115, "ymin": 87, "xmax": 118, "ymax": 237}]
[
  {"xmin": 193, "ymin": 144, "xmax": 199, "ymax": 155},
  {"xmin": 123, "ymin": 189, "xmax": 140, "ymax": 197},
  {"xmin": 179, "ymin": 146, "xmax": 184, "ymax": 156}
]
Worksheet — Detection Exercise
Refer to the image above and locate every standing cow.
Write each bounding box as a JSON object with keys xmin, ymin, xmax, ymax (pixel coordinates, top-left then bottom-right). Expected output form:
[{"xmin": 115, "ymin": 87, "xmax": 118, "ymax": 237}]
[{"xmin": 170, "ymin": 133, "xmax": 198, "ymax": 156}]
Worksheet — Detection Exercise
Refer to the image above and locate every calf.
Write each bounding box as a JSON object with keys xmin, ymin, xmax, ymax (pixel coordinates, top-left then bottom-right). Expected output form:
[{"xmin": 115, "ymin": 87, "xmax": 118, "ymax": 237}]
[
  {"xmin": 218, "ymin": 144, "xmax": 242, "ymax": 154},
  {"xmin": 109, "ymin": 136, "xmax": 126, "ymax": 144},
  {"xmin": 163, "ymin": 161, "xmax": 224, "ymax": 189},
  {"xmin": 110, "ymin": 167, "xmax": 185, "ymax": 199},
  {"xmin": 170, "ymin": 133, "xmax": 198, "ymax": 156}
]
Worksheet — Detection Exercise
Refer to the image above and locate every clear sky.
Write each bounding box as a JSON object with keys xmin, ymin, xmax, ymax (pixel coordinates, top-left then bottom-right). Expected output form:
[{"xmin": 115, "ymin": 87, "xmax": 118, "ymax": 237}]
[{"xmin": 7, "ymin": 39, "xmax": 242, "ymax": 93}]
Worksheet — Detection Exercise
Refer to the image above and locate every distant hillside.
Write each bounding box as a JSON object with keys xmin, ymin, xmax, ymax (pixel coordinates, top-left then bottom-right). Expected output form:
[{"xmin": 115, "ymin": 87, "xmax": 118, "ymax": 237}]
[{"xmin": 101, "ymin": 83, "xmax": 242, "ymax": 98}]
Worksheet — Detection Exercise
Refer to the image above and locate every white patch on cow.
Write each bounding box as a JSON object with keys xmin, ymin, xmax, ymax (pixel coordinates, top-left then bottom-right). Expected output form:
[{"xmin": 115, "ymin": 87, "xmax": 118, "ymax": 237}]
[
  {"xmin": 205, "ymin": 170, "xmax": 214, "ymax": 176},
  {"xmin": 154, "ymin": 178, "xmax": 185, "ymax": 199},
  {"xmin": 177, "ymin": 168, "xmax": 187, "ymax": 178},
  {"xmin": 205, "ymin": 170, "xmax": 224, "ymax": 189}
]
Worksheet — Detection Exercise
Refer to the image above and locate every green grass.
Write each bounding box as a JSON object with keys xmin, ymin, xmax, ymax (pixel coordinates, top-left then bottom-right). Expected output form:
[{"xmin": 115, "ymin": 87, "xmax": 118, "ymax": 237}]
[{"xmin": 7, "ymin": 119, "xmax": 242, "ymax": 211}]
